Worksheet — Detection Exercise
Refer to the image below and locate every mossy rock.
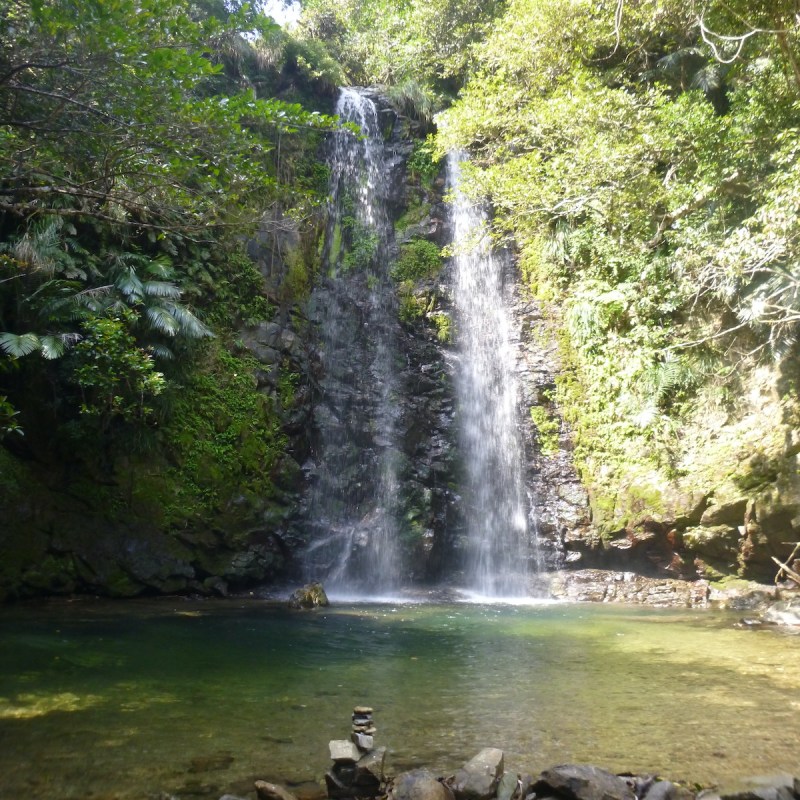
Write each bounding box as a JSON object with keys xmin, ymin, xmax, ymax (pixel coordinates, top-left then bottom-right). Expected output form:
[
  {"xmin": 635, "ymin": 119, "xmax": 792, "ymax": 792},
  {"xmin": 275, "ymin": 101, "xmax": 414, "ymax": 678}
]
[{"xmin": 289, "ymin": 581, "xmax": 329, "ymax": 609}]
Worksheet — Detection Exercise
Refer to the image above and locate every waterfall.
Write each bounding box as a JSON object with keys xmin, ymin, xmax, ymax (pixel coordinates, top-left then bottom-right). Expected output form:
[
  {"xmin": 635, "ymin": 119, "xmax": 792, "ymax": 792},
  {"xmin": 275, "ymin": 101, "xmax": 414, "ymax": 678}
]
[
  {"xmin": 305, "ymin": 88, "xmax": 403, "ymax": 596},
  {"xmin": 448, "ymin": 153, "xmax": 541, "ymax": 597}
]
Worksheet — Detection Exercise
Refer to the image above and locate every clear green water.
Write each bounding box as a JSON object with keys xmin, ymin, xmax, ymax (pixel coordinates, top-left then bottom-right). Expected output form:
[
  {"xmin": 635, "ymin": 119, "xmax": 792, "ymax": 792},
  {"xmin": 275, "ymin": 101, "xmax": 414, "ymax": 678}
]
[{"xmin": 0, "ymin": 599, "xmax": 798, "ymax": 799}]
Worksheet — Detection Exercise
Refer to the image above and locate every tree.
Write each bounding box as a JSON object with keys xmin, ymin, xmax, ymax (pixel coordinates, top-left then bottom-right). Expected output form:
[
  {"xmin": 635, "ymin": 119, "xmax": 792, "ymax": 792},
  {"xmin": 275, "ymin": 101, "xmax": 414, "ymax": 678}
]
[
  {"xmin": 0, "ymin": 0, "xmax": 335, "ymax": 233},
  {"xmin": 0, "ymin": 0, "xmax": 338, "ymax": 432}
]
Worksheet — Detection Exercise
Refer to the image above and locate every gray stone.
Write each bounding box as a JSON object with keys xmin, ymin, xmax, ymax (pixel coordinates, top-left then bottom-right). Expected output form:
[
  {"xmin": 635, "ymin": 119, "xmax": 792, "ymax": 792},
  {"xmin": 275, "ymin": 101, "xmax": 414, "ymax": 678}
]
[
  {"xmin": 535, "ymin": 765, "xmax": 636, "ymax": 800},
  {"xmin": 356, "ymin": 747, "xmax": 386, "ymax": 782},
  {"xmin": 497, "ymin": 772, "xmax": 519, "ymax": 800},
  {"xmin": 450, "ymin": 748, "xmax": 505, "ymax": 800},
  {"xmin": 392, "ymin": 770, "xmax": 455, "ymax": 800},
  {"xmin": 255, "ymin": 782, "xmax": 299, "ymax": 800},
  {"xmin": 644, "ymin": 781, "xmax": 696, "ymax": 800},
  {"xmin": 700, "ymin": 498, "xmax": 749, "ymax": 527},
  {"xmin": 326, "ymin": 770, "xmax": 353, "ymax": 799},
  {"xmin": 721, "ymin": 788, "xmax": 796, "ymax": 800},
  {"xmin": 762, "ymin": 599, "xmax": 800, "ymax": 626},
  {"xmin": 329, "ymin": 739, "xmax": 361, "ymax": 763},
  {"xmin": 352, "ymin": 732, "xmax": 375, "ymax": 751}
]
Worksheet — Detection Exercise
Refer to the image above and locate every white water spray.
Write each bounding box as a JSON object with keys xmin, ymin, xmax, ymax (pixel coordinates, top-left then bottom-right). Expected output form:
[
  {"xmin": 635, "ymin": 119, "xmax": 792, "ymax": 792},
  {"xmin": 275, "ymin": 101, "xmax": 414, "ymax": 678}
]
[{"xmin": 448, "ymin": 153, "xmax": 541, "ymax": 597}]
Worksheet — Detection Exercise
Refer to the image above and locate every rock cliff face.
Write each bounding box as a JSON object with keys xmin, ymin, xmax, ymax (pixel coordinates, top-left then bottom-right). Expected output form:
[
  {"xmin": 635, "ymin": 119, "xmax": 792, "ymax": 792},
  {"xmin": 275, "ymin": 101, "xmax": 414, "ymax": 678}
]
[
  {"xmin": 3, "ymin": 87, "xmax": 797, "ymax": 601},
  {"xmin": 299, "ymin": 89, "xmax": 465, "ymax": 587}
]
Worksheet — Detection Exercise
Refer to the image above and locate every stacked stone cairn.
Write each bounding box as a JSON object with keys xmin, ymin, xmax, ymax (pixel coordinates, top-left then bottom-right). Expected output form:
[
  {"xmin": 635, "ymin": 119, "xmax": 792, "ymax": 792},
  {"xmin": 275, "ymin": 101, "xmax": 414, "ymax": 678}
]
[{"xmin": 326, "ymin": 706, "xmax": 386, "ymax": 800}]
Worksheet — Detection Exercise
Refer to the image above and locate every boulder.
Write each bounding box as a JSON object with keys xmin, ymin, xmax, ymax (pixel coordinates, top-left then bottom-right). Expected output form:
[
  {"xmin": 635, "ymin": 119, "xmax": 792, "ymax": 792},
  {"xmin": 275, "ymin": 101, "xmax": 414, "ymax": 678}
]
[
  {"xmin": 762, "ymin": 599, "xmax": 800, "ymax": 626},
  {"xmin": 700, "ymin": 498, "xmax": 749, "ymax": 527},
  {"xmin": 497, "ymin": 772, "xmax": 519, "ymax": 800},
  {"xmin": 289, "ymin": 582, "xmax": 330, "ymax": 609},
  {"xmin": 392, "ymin": 770, "xmax": 456, "ymax": 800},
  {"xmin": 682, "ymin": 526, "xmax": 741, "ymax": 563},
  {"xmin": 643, "ymin": 781, "xmax": 696, "ymax": 800},
  {"xmin": 450, "ymin": 748, "xmax": 505, "ymax": 800},
  {"xmin": 534, "ymin": 765, "xmax": 635, "ymax": 800},
  {"xmin": 720, "ymin": 788, "xmax": 797, "ymax": 800}
]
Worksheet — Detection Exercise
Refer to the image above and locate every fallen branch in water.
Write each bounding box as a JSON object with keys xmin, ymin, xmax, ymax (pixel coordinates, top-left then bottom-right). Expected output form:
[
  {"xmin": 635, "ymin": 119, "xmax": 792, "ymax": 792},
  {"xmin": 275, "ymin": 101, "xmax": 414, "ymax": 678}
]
[{"xmin": 772, "ymin": 548, "xmax": 800, "ymax": 586}]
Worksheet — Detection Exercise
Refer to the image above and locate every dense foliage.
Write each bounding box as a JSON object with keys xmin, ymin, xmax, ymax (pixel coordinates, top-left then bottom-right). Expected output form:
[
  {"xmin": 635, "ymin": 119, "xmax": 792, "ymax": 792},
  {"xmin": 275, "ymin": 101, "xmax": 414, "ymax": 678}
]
[
  {"xmin": 0, "ymin": 0, "xmax": 335, "ymax": 434},
  {"xmin": 0, "ymin": 0, "xmax": 342, "ymax": 554},
  {"xmin": 296, "ymin": 0, "xmax": 800, "ymax": 529},
  {"xmin": 297, "ymin": 0, "xmax": 505, "ymax": 111},
  {"xmin": 429, "ymin": 0, "xmax": 800, "ymax": 527}
]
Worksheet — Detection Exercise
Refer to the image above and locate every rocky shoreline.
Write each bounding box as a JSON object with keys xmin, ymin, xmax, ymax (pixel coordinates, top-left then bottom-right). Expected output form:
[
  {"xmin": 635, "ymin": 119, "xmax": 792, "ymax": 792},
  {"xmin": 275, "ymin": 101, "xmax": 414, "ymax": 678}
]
[
  {"xmin": 208, "ymin": 677, "xmax": 794, "ymax": 800},
  {"xmin": 286, "ymin": 574, "xmax": 800, "ymax": 629},
  {"xmin": 221, "ymin": 741, "xmax": 799, "ymax": 800}
]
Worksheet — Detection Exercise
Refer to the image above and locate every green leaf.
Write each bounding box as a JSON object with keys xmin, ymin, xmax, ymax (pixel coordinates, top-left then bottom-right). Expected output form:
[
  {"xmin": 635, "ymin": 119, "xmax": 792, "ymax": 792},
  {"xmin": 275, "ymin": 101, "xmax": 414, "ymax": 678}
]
[
  {"xmin": 0, "ymin": 332, "xmax": 42, "ymax": 357},
  {"xmin": 39, "ymin": 335, "xmax": 69, "ymax": 360}
]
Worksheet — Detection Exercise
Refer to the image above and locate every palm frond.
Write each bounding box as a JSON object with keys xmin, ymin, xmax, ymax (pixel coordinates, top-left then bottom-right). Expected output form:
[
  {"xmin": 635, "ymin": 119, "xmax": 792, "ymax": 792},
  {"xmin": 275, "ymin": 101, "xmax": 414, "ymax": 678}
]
[
  {"xmin": 147, "ymin": 343, "xmax": 176, "ymax": 360},
  {"xmin": 144, "ymin": 255, "xmax": 174, "ymax": 280},
  {"xmin": 0, "ymin": 332, "xmax": 42, "ymax": 357},
  {"xmin": 142, "ymin": 280, "xmax": 182, "ymax": 299},
  {"xmin": 144, "ymin": 305, "xmax": 181, "ymax": 336},
  {"xmin": 162, "ymin": 302, "xmax": 214, "ymax": 339},
  {"xmin": 39, "ymin": 334, "xmax": 69, "ymax": 360},
  {"xmin": 114, "ymin": 266, "xmax": 145, "ymax": 301},
  {"xmin": 690, "ymin": 63, "xmax": 728, "ymax": 92}
]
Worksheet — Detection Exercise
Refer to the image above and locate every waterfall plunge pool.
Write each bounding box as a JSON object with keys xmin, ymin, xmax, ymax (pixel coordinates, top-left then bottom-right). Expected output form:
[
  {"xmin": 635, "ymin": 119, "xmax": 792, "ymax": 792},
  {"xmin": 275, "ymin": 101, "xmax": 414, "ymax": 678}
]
[{"xmin": 0, "ymin": 599, "xmax": 798, "ymax": 799}]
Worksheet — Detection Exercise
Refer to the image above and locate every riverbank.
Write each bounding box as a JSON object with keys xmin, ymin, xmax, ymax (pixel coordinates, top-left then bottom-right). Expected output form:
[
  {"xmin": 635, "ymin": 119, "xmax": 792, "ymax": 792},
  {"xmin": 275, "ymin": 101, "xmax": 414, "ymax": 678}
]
[{"xmin": 244, "ymin": 760, "xmax": 800, "ymax": 800}]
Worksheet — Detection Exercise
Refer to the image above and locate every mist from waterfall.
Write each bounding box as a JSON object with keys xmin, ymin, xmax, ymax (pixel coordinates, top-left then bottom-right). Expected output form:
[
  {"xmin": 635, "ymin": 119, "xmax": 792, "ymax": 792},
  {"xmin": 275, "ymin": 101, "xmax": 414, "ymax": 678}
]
[{"xmin": 448, "ymin": 152, "xmax": 541, "ymax": 597}]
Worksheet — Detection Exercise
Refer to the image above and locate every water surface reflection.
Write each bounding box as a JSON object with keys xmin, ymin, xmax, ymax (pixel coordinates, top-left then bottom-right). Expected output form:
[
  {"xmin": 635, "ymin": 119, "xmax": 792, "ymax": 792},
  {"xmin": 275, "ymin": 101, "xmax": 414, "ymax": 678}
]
[{"xmin": 0, "ymin": 600, "xmax": 798, "ymax": 799}]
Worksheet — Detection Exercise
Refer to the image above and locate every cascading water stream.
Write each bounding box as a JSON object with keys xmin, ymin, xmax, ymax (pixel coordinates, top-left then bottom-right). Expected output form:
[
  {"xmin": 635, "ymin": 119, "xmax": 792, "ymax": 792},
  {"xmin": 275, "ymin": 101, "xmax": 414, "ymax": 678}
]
[
  {"xmin": 448, "ymin": 152, "xmax": 542, "ymax": 597},
  {"xmin": 304, "ymin": 88, "xmax": 402, "ymax": 596}
]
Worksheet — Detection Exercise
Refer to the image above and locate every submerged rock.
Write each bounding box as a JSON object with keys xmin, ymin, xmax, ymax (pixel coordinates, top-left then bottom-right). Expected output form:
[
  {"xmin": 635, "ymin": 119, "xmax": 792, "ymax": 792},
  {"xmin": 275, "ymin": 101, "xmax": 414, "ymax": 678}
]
[
  {"xmin": 255, "ymin": 781, "xmax": 299, "ymax": 800},
  {"xmin": 289, "ymin": 582, "xmax": 330, "ymax": 609}
]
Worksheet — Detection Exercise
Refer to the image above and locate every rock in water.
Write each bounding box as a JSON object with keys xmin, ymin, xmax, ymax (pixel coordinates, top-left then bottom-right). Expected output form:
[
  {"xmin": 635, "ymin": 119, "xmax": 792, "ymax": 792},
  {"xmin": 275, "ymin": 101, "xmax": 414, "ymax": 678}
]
[
  {"xmin": 255, "ymin": 781, "xmax": 299, "ymax": 800},
  {"xmin": 289, "ymin": 582, "xmax": 330, "ymax": 609},
  {"xmin": 643, "ymin": 781, "xmax": 696, "ymax": 800},
  {"xmin": 356, "ymin": 747, "xmax": 386, "ymax": 783},
  {"xmin": 720, "ymin": 788, "xmax": 797, "ymax": 800},
  {"xmin": 534, "ymin": 765, "xmax": 636, "ymax": 800},
  {"xmin": 496, "ymin": 772, "xmax": 519, "ymax": 800},
  {"xmin": 391, "ymin": 770, "xmax": 456, "ymax": 800},
  {"xmin": 329, "ymin": 740, "xmax": 361, "ymax": 763},
  {"xmin": 449, "ymin": 748, "xmax": 505, "ymax": 800}
]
